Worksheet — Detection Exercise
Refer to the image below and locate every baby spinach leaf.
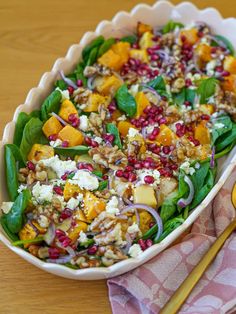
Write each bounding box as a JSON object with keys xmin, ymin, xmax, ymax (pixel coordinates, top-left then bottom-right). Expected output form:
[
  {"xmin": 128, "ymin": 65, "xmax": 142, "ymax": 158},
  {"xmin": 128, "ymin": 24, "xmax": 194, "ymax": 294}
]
[
  {"xmin": 54, "ymin": 145, "xmax": 89, "ymax": 158},
  {"xmin": 82, "ymin": 36, "xmax": 104, "ymax": 63},
  {"xmin": 86, "ymin": 46, "xmax": 99, "ymax": 66},
  {"xmin": 55, "ymin": 79, "xmax": 68, "ymax": 90},
  {"xmin": 160, "ymin": 191, "xmax": 179, "ymax": 223},
  {"xmin": 92, "ymin": 170, "xmax": 103, "ymax": 178},
  {"xmin": 75, "ymin": 62, "xmax": 87, "ymax": 87},
  {"xmin": 97, "ymin": 38, "xmax": 116, "ymax": 58},
  {"xmin": 5, "ymin": 145, "xmax": 20, "ymax": 201},
  {"xmin": 41, "ymin": 90, "xmax": 62, "ymax": 121},
  {"xmin": 0, "ymin": 215, "xmax": 19, "ymax": 241},
  {"xmin": 20, "ymin": 117, "xmax": 48, "ymax": 162},
  {"xmin": 211, "ymin": 115, "xmax": 232, "ymax": 145},
  {"xmin": 215, "ymin": 123, "xmax": 236, "ymax": 152},
  {"xmin": 12, "ymin": 236, "xmax": 44, "ymax": 246},
  {"xmin": 97, "ymin": 180, "xmax": 108, "ymax": 191},
  {"xmin": 120, "ymin": 35, "xmax": 137, "ymax": 45},
  {"xmin": 115, "ymin": 84, "xmax": 137, "ymax": 117},
  {"xmin": 162, "ymin": 20, "xmax": 184, "ymax": 34},
  {"xmin": 173, "ymin": 88, "xmax": 196, "ymax": 107},
  {"xmin": 197, "ymin": 78, "xmax": 218, "ymax": 104},
  {"xmin": 212, "ymin": 35, "xmax": 235, "ymax": 56},
  {"xmin": 106, "ymin": 123, "xmax": 122, "ymax": 149},
  {"xmin": 215, "ymin": 141, "xmax": 236, "ymax": 159},
  {"xmin": 147, "ymin": 76, "xmax": 166, "ymax": 91},
  {"xmin": 155, "ymin": 217, "xmax": 184, "ymax": 243},
  {"xmin": 5, "ymin": 189, "xmax": 31, "ymax": 234}
]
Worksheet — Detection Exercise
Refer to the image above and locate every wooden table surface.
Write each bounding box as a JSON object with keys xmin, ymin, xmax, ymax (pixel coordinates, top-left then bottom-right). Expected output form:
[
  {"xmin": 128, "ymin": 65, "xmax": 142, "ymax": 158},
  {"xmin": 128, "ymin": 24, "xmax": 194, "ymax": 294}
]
[{"xmin": 0, "ymin": 0, "xmax": 235, "ymax": 313}]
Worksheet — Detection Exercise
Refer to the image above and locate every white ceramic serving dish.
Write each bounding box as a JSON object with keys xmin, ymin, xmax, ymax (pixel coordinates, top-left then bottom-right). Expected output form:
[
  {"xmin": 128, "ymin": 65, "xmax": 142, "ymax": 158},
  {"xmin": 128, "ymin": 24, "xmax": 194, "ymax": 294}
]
[{"xmin": 0, "ymin": 0, "xmax": 236, "ymax": 280}]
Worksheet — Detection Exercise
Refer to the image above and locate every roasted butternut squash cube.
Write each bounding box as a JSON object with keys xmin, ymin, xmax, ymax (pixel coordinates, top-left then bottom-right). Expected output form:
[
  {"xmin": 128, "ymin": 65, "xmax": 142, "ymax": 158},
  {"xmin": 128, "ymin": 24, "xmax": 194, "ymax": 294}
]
[
  {"xmin": 135, "ymin": 91, "xmax": 150, "ymax": 117},
  {"xmin": 83, "ymin": 192, "xmax": 106, "ymax": 220},
  {"xmin": 133, "ymin": 211, "xmax": 154, "ymax": 234},
  {"xmin": 59, "ymin": 99, "xmax": 78, "ymax": 122},
  {"xmin": 28, "ymin": 144, "xmax": 54, "ymax": 162},
  {"xmin": 194, "ymin": 122, "xmax": 211, "ymax": 145},
  {"xmin": 58, "ymin": 125, "xmax": 84, "ymax": 147},
  {"xmin": 42, "ymin": 116, "xmax": 63, "ymax": 138},
  {"xmin": 98, "ymin": 49, "xmax": 123, "ymax": 71},
  {"xmin": 111, "ymin": 109, "xmax": 123, "ymax": 120},
  {"xmin": 156, "ymin": 124, "xmax": 177, "ymax": 146},
  {"xmin": 221, "ymin": 74, "xmax": 236, "ymax": 92},
  {"xmin": 19, "ymin": 222, "xmax": 38, "ymax": 248},
  {"xmin": 180, "ymin": 28, "xmax": 199, "ymax": 45},
  {"xmin": 68, "ymin": 221, "xmax": 88, "ymax": 242},
  {"xmin": 63, "ymin": 181, "xmax": 83, "ymax": 201},
  {"xmin": 137, "ymin": 22, "xmax": 153, "ymax": 36},
  {"xmin": 84, "ymin": 93, "xmax": 109, "ymax": 112},
  {"xmin": 195, "ymin": 43, "xmax": 212, "ymax": 62},
  {"xmin": 118, "ymin": 121, "xmax": 133, "ymax": 137},
  {"xmin": 130, "ymin": 49, "xmax": 148, "ymax": 63},
  {"xmin": 224, "ymin": 55, "xmax": 236, "ymax": 74},
  {"xmin": 133, "ymin": 185, "xmax": 157, "ymax": 208},
  {"xmin": 111, "ymin": 42, "xmax": 130, "ymax": 65},
  {"xmin": 139, "ymin": 31, "xmax": 154, "ymax": 49},
  {"xmin": 96, "ymin": 75, "xmax": 123, "ymax": 96},
  {"xmin": 74, "ymin": 209, "xmax": 91, "ymax": 223},
  {"xmin": 200, "ymin": 104, "xmax": 215, "ymax": 115}
]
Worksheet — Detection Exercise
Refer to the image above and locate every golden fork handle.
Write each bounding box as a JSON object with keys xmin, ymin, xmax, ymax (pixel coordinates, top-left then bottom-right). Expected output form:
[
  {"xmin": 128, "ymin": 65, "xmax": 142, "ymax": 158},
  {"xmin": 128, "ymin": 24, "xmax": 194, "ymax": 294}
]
[{"xmin": 160, "ymin": 219, "xmax": 236, "ymax": 314}]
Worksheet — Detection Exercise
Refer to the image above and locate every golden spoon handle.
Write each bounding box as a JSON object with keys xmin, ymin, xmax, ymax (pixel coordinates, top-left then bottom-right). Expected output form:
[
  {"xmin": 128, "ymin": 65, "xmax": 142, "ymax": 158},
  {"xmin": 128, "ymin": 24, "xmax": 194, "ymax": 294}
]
[{"xmin": 160, "ymin": 219, "xmax": 236, "ymax": 314}]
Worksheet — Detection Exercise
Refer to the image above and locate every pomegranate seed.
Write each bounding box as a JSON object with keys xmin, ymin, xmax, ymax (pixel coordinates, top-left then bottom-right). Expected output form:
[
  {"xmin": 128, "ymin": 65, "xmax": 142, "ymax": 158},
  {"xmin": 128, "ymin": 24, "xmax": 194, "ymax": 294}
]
[
  {"xmin": 222, "ymin": 71, "xmax": 230, "ymax": 77},
  {"xmin": 181, "ymin": 35, "xmax": 186, "ymax": 42},
  {"xmin": 125, "ymin": 165, "xmax": 134, "ymax": 172},
  {"xmin": 144, "ymin": 175, "xmax": 154, "ymax": 184},
  {"xmin": 128, "ymin": 156, "xmax": 136, "ymax": 164},
  {"xmin": 84, "ymin": 137, "xmax": 92, "ymax": 146},
  {"xmin": 91, "ymin": 140, "xmax": 99, "ymax": 148},
  {"xmin": 67, "ymin": 86, "xmax": 74, "ymax": 95},
  {"xmin": 116, "ymin": 170, "xmax": 123, "ymax": 177},
  {"xmin": 53, "ymin": 186, "xmax": 63, "ymax": 196},
  {"xmin": 148, "ymin": 134, "xmax": 156, "ymax": 141},
  {"xmin": 185, "ymin": 79, "xmax": 192, "ymax": 87},
  {"xmin": 201, "ymin": 114, "xmax": 210, "ymax": 120},
  {"xmin": 215, "ymin": 66, "xmax": 223, "ymax": 72},
  {"xmin": 211, "ymin": 47, "xmax": 217, "ymax": 53},
  {"xmin": 60, "ymin": 208, "xmax": 73, "ymax": 220},
  {"xmin": 170, "ymin": 163, "xmax": 178, "ymax": 170},
  {"xmin": 193, "ymin": 139, "xmax": 200, "ymax": 146},
  {"xmin": 143, "ymin": 105, "xmax": 151, "ymax": 114},
  {"xmin": 27, "ymin": 161, "xmax": 35, "ymax": 171},
  {"xmin": 149, "ymin": 222, "xmax": 155, "ymax": 228},
  {"xmin": 77, "ymin": 79, "xmax": 83, "ymax": 87},
  {"xmin": 128, "ymin": 173, "xmax": 137, "ymax": 182},
  {"xmin": 151, "ymin": 54, "xmax": 159, "ymax": 61},
  {"xmin": 152, "ymin": 127, "xmax": 160, "ymax": 136},
  {"xmin": 48, "ymin": 134, "xmax": 57, "ymax": 141},
  {"xmin": 159, "ymin": 117, "xmax": 167, "ymax": 125},
  {"xmin": 62, "ymin": 238, "xmax": 71, "ymax": 247},
  {"xmin": 138, "ymin": 239, "xmax": 147, "ymax": 251},
  {"xmin": 132, "ymin": 43, "xmax": 139, "ymax": 49},
  {"xmin": 123, "ymin": 171, "xmax": 129, "ymax": 179},
  {"xmin": 87, "ymin": 245, "xmax": 98, "ymax": 255},
  {"xmin": 48, "ymin": 247, "xmax": 60, "ymax": 259},
  {"xmin": 108, "ymin": 100, "xmax": 116, "ymax": 113},
  {"xmin": 184, "ymin": 101, "xmax": 191, "ymax": 107},
  {"xmin": 145, "ymin": 239, "xmax": 153, "ymax": 248},
  {"xmin": 62, "ymin": 140, "xmax": 69, "ymax": 147},
  {"xmin": 162, "ymin": 146, "xmax": 171, "ymax": 154},
  {"xmin": 160, "ymin": 156, "xmax": 167, "ymax": 165},
  {"xmin": 55, "ymin": 229, "xmax": 65, "ymax": 237},
  {"xmin": 102, "ymin": 175, "xmax": 108, "ymax": 180},
  {"xmin": 68, "ymin": 113, "xmax": 77, "ymax": 122},
  {"xmin": 61, "ymin": 173, "xmax": 68, "ymax": 180},
  {"xmin": 143, "ymin": 161, "xmax": 151, "ymax": 168},
  {"xmin": 134, "ymin": 162, "xmax": 142, "ymax": 170},
  {"xmin": 103, "ymin": 133, "xmax": 115, "ymax": 144}
]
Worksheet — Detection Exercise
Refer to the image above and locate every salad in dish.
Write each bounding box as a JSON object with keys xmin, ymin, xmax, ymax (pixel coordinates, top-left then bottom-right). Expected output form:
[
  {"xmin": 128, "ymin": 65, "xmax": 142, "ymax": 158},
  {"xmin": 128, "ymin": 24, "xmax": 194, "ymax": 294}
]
[{"xmin": 1, "ymin": 20, "xmax": 236, "ymax": 269}]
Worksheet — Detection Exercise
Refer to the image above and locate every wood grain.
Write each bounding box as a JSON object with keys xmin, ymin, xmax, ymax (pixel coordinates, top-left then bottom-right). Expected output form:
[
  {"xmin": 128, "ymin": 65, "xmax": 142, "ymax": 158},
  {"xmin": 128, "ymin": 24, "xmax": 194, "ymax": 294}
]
[{"xmin": 0, "ymin": 1, "xmax": 234, "ymax": 313}]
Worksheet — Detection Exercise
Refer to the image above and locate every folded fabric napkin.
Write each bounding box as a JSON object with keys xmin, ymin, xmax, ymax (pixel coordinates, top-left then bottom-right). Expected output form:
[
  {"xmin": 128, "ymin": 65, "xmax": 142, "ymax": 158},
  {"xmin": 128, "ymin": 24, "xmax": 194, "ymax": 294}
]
[{"xmin": 108, "ymin": 167, "xmax": 236, "ymax": 314}]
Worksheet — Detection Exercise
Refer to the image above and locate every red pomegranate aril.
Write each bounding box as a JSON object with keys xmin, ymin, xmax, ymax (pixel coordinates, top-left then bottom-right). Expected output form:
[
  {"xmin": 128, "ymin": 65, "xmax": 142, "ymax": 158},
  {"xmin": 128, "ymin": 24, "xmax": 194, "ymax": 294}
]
[
  {"xmin": 71, "ymin": 119, "xmax": 80, "ymax": 128},
  {"xmin": 68, "ymin": 113, "xmax": 77, "ymax": 122},
  {"xmin": 201, "ymin": 114, "xmax": 210, "ymax": 120},
  {"xmin": 102, "ymin": 175, "xmax": 108, "ymax": 180},
  {"xmin": 193, "ymin": 139, "xmax": 200, "ymax": 146},
  {"xmin": 184, "ymin": 100, "xmax": 191, "ymax": 107},
  {"xmin": 222, "ymin": 71, "xmax": 230, "ymax": 77},
  {"xmin": 27, "ymin": 161, "xmax": 35, "ymax": 171},
  {"xmin": 134, "ymin": 162, "xmax": 142, "ymax": 170},
  {"xmin": 185, "ymin": 78, "xmax": 192, "ymax": 87},
  {"xmin": 144, "ymin": 175, "xmax": 154, "ymax": 184},
  {"xmin": 215, "ymin": 66, "xmax": 223, "ymax": 72},
  {"xmin": 87, "ymin": 245, "xmax": 98, "ymax": 255},
  {"xmin": 128, "ymin": 173, "xmax": 137, "ymax": 182},
  {"xmin": 148, "ymin": 134, "xmax": 156, "ymax": 141},
  {"xmin": 159, "ymin": 117, "xmax": 166, "ymax": 125},
  {"xmin": 84, "ymin": 137, "xmax": 92, "ymax": 146},
  {"xmin": 62, "ymin": 238, "xmax": 71, "ymax": 248},
  {"xmin": 149, "ymin": 222, "xmax": 155, "ymax": 228},
  {"xmin": 123, "ymin": 171, "xmax": 130, "ymax": 179},
  {"xmin": 142, "ymin": 120, "xmax": 149, "ymax": 127},
  {"xmin": 67, "ymin": 86, "xmax": 74, "ymax": 95},
  {"xmin": 77, "ymin": 79, "xmax": 83, "ymax": 87},
  {"xmin": 143, "ymin": 105, "xmax": 151, "ymax": 114},
  {"xmin": 61, "ymin": 173, "xmax": 68, "ymax": 180},
  {"xmin": 132, "ymin": 43, "xmax": 139, "ymax": 49},
  {"xmin": 128, "ymin": 156, "xmax": 136, "ymax": 164},
  {"xmin": 146, "ymin": 239, "xmax": 153, "ymax": 248},
  {"xmin": 176, "ymin": 130, "xmax": 184, "ymax": 137},
  {"xmin": 108, "ymin": 101, "xmax": 116, "ymax": 113},
  {"xmin": 53, "ymin": 186, "xmax": 63, "ymax": 196},
  {"xmin": 198, "ymin": 31, "xmax": 204, "ymax": 38},
  {"xmin": 125, "ymin": 165, "xmax": 134, "ymax": 172},
  {"xmin": 181, "ymin": 34, "xmax": 186, "ymax": 42},
  {"xmin": 62, "ymin": 140, "xmax": 69, "ymax": 147},
  {"xmin": 55, "ymin": 229, "xmax": 65, "ymax": 237},
  {"xmin": 145, "ymin": 157, "xmax": 154, "ymax": 163},
  {"xmin": 152, "ymin": 127, "xmax": 160, "ymax": 136},
  {"xmin": 170, "ymin": 164, "xmax": 178, "ymax": 170},
  {"xmin": 150, "ymin": 162, "xmax": 157, "ymax": 169},
  {"xmin": 151, "ymin": 54, "xmax": 159, "ymax": 61},
  {"xmin": 48, "ymin": 247, "xmax": 60, "ymax": 259},
  {"xmin": 60, "ymin": 208, "xmax": 73, "ymax": 220},
  {"xmin": 162, "ymin": 146, "xmax": 171, "ymax": 154},
  {"xmin": 103, "ymin": 133, "xmax": 115, "ymax": 144},
  {"xmin": 116, "ymin": 170, "xmax": 124, "ymax": 177},
  {"xmin": 175, "ymin": 123, "xmax": 182, "ymax": 130},
  {"xmin": 48, "ymin": 134, "xmax": 57, "ymax": 141},
  {"xmin": 143, "ymin": 161, "xmax": 151, "ymax": 168},
  {"xmin": 211, "ymin": 47, "xmax": 217, "ymax": 53},
  {"xmin": 138, "ymin": 239, "xmax": 147, "ymax": 251},
  {"xmin": 91, "ymin": 140, "xmax": 99, "ymax": 148}
]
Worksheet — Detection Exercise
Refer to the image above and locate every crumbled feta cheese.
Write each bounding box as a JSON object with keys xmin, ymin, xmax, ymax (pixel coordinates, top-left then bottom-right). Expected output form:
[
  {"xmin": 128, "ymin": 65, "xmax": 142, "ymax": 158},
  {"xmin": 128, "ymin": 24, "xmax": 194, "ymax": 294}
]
[
  {"xmin": 214, "ymin": 123, "xmax": 225, "ymax": 129},
  {"xmin": 206, "ymin": 60, "xmax": 217, "ymax": 73},
  {"xmin": 106, "ymin": 196, "xmax": 120, "ymax": 215},
  {"xmin": 137, "ymin": 169, "xmax": 161, "ymax": 187},
  {"xmin": 79, "ymin": 115, "xmax": 89, "ymax": 131},
  {"xmin": 180, "ymin": 160, "xmax": 195, "ymax": 175},
  {"xmin": 17, "ymin": 184, "xmax": 27, "ymax": 193},
  {"xmin": 129, "ymin": 84, "xmax": 139, "ymax": 97},
  {"xmin": 32, "ymin": 182, "xmax": 53, "ymax": 204},
  {"xmin": 1, "ymin": 202, "xmax": 14, "ymax": 214},
  {"xmin": 68, "ymin": 170, "xmax": 99, "ymax": 190},
  {"xmin": 128, "ymin": 128, "xmax": 139, "ymax": 138},
  {"xmin": 117, "ymin": 115, "xmax": 127, "ymax": 121},
  {"xmin": 77, "ymin": 193, "xmax": 84, "ymax": 202},
  {"xmin": 78, "ymin": 231, "xmax": 88, "ymax": 244},
  {"xmin": 94, "ymin": 136, "xmax": 103, "ymax": 144},
  {"xmin": 38, "ymin": 215, "xmax": 49, "ymax": 228},
  {"xmin": 113, "ymin": 223, "xmax": 126, "ymax": 246},
  {"xmin": 41, "ymin": 155, "xmax": 77, "ymax": 178},
  {"xmin": 49, "ymin": 139, "xmax": 63, "ymax": 148},
  {"xmin": 127, "ymin": 222, "xmax": 141, "ymax": 235},
  {"xmin": 128, "ymin": 244, "xmax": 143, "ymax": 258},
  {"xmin": 67, "ymin": 197, "xmax": 80, "ymax": 210},
  {"xmin": 55, "ymin": 87, "xmax": 70, "ymax": 101}
]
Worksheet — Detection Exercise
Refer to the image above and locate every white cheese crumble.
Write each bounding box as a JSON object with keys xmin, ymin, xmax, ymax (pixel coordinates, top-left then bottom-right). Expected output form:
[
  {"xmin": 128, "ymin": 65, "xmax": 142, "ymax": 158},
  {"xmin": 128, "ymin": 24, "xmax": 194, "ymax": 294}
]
[
  {"xmin": 129, "ymin": 84, "xmax": 139, "ymax": 97},
  {"xmin": 180, "ymin": 160, "xmax": 195, "ymax": 175},
  {"xmin": 32, "ymin": 182, "xmax": 53, "ymax": 204},
  {"xmin": 106, "ymin": 196, "xmax": 120, "ymax": 215},
  {"xmin": 67, "ymin": 197, "xmax": 80, "ymax": 210},
  {"xmin": 93, "ymin": 136, "xmax": 103, "ymax": 144},
  {"xmin": 41, "ymin": 155, "xmax": 77, "ymax": 178},
  {"xmin": 55, "ymin": 87, "xmax": 70, "ymax": 101},
  {"xmin": 127, "ymin": 222, "xmax": 141, "ymax": 235},
  {"xmin": 214, "ymin": 123, "xmax": 225, "ymax": 129},
  {"xmin": 78, "ymin": 231, "xmax": 88, "ymax": 244},
  {"xmin": 117, "ymin": 114, "xmax": 127, "ymax": 121},
  {"xmin": 1, "ymin": 202, "xmax": 14, "ymax": 214},
  {"xmin": 128, "ymin": 244, "xmax": 143, "ymax": 258},
  {"xmin": 49, "ymin": 139, "xmax": 63, "ymax": 148},
  {"xmin": 113, "ymin": 223, "xmax": 126, "ymax": 246},
  {"xmin": 136, "ymin": 169, "xmax": 161, "ymax": 187},
  {"xmin": 79, "ymin": 115, "xmax": 89, "ymax": 131},
  {"xmin": 38, "ymin": 215, "xmax": 49, "ymax": 228},
  {"xmin": 17, "ymin": 184, "xmax": 27, "ymax": 193},
  {"xmin": 128, "ymin": 127, "xmax": 139, "ymax": 138},
  {"xmin": 68, "ymin": 170, "xmax": 99, "ymax": 190}
]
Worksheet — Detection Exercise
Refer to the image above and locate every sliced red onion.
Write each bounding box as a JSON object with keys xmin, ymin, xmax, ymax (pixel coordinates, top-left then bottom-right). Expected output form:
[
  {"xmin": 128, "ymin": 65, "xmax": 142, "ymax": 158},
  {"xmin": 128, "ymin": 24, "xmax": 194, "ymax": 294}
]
[
  {"xmin": 141, "ymin": 85, "xmax": 161, "ymax": 101},
  {"xmin": 65, "ymin": 245, "xmax": 76, "ymax": 258},
  {"xmin": 134, "ymin": 208, "xmax": 140, "ymax": 226},
  {"xmin": 116, "ymin": 214, "xmax": 128, "ymax": 220},
  {"xmin": 59, "ymin": 70, "xmax": 78, "ymax": 89},
  {"xmin": 121, "ymin": 204, "xmax": 163, "ymax": 241},
  {"xmin": 123, "ymin": 197, "xmax": 132, "ymax": 205},
  {"xmin": 87, "ymin": 75, "xmax": 96, "ymax": 90},
  {"xmin": 141, "ymin": 127, "xmax": 147, "ymax": 139},
  {"xmin": 44, "ymin": 223, "xmax": 55, "ymax": 245},
  {"xmin": 177, "ymin": 175, "xmax": 194, "ymax": 208},
  {"xmin": 47, "ymin": 255, "xmax": 72, "ymax": 264},
  {"xmin": 210, "ymin": 146, "xmax": 215, "ymax": 168},
  {"xmin": 122, "ymin": 232, "xmax": 133, "ymax": 254},
  {"xmin": 51, "ymin": 112, "xmax": 68, "ymax": 126},
  {"xmin": 156, "ymin": 50, "xmax": 170, "ymax": 62}
]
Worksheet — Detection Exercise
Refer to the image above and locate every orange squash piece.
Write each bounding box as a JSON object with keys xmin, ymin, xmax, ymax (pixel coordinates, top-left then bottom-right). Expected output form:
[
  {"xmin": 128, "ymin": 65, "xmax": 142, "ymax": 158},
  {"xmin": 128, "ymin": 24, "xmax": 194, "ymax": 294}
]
[
  {"xmin": 137, "ymin": 22, "xmax": 153, "ymax": 36},
  {"xmin": 28, "ymin": 144, "xmax": 54, "ymax": 162},
  {"xmin": 200, "ymin": 104, "xmax": 215, "ymax": 115},
  {"xmin": 58, "ymin": 99, "xmax": 78, "ymax": 122},
  {"xmin": 130, "ymin": 49, "xmax": 148, "ymax": 63},
  {"xmin": 84, "ymin": 93, "xmax": 109, "ymax": 112},
  {"xmin": 111, "ymin": 42, "xmax": 130, "ymax": 65},
  {"xmin": 58, "ymin": 125, "xmax": 84, "ymax": 147},
  {"xmin": 194, "ymin": 122, "xmax": 211, "ymax": 145},
  {"xmin": 42, "ymin": 116, "xmax": 63, "ymax": 138},
  {"xmin": 180, "ymin": 28, "xmax": 199, "ymax": 45},
  {"xmin": 98, "ymin": 49, "xmax": 123, "ymax": 71},
  {"xmin": 68, "ymin": 221, "xmax": 88, "ymax": 242},
  {"xmin": 96, "ymin": 75, "xmax": 123, "ymax": 96},
  {"xmin": 221, "ymin": 74, "xmax": 236, "ymax": 92},
  {"xmin": 195, "ymin": 43, "xmax": 212, "ymax": 62},
  {"xmin": 83, "ymin": 192, "xmax": 106, "ymax": 220},
  {"xmin": 135, "ymin": 91, "xmax": 150, "ymax": 118},
  {"xmin": 223, "ymin": 56, "xmax": 236, "ymax": 74},
  {"xmin": 111, "ymin": 109, "xmax": 123, "ymax": 121},
  {"xmin": 63, "ymin": 181, "xmax": 83, "ymax": 201},
  {"xmin": 155, "ymin": 125, "xmax": 177, "ymax": 146},
  {"xmin": 118, "ymin": 121, "xmax": 133, "ymax": 137},
  {"xmin": 139, "ymin": 31, "xmax": 154, "ymax": 50}
]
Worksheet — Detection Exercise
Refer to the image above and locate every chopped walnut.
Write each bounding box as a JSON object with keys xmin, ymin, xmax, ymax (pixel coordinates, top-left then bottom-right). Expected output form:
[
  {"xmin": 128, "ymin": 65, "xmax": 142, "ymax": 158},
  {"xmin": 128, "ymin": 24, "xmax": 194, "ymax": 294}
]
[
  {"xmin": 88, "ymin": 112, "xmax": 103, "ymax": 136},
  {"xmin": 182, "ymin": 109, "xmax": 203, "ymax": 124},
  {"xmin": 171, "ymin": 77, "xmax": 185, "ymax": 93},
  {"xmin": 83, "ymin": 64, "xmax": 112, "ymax": 78}
]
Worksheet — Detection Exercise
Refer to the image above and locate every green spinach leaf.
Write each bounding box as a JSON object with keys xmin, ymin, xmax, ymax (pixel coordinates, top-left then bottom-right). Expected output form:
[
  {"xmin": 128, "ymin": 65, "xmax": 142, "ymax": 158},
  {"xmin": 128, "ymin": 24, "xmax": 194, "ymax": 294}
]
[
  {"xmin": 120, "ymin": 35, "xmax": 137, "ymax": 45},
  {"xmin": 5, "ymin": 145, "xmax": 19, "ymax": 201},
  {"xmin": 211, "ymin": 115, "xmax": 232, "ymax": 145},
  {"xmin": 155, "ymin": 217, "xmax": 184, "ymax": 243},
  {"xmin": 162, "ymin": 20, "xmax": 184, "ymax": 34},
  {"xmin": 0, "ymin": 215, "xmax": 19, "ymax": 241},
  {"xmin": 197, "ymin": 78, "xmax": 218, "ymax": 104},
  {"xmin": 54, "ymin": 145, "xmax": 89, "ymax": 158},
  {"xmin": 97, "ymin": 38, "xmax": 116, "ymax": 57},
  {"xmin": 115, "ymin": 84, "xmax": 137, "ymax": 117},
  {"xmin": 82, "ymin": 36, "xmax": 104, "ymax": 63},
  {"xmin": 106, "ymin": 123, "xmax": 122, "ymax": 149},
  {"xmin": 212, "ymin": 35, "xmax": 235, "ymax": 56},
  {"xmin": 147, "ymin": 76, "xmax": 166, "ymax": 91},
  {"xmin": 174, "ymin": 88, "xmax": 196, "ymax": 107},
  {"xmin": 41, "ymin": 90, "xmax": 62, "ymax": 121},
  {"xmin": 215, "ymin": 122, "xmax": 236, "ymax": 152}
]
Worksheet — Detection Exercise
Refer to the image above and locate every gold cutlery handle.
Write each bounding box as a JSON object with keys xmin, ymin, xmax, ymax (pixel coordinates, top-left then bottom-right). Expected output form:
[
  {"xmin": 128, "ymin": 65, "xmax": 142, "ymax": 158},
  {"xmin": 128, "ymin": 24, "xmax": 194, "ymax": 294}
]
[{"xmin": 160, "ymin": 219, "xmax": 236, "ymax": 314}]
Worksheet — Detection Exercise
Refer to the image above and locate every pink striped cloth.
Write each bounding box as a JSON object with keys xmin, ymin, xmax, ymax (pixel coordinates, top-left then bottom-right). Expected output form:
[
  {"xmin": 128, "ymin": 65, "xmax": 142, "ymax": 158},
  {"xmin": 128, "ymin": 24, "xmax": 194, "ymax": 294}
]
[{"xmin": 107, "ymin": 167, "xmax": 236, "ymax": 314}]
